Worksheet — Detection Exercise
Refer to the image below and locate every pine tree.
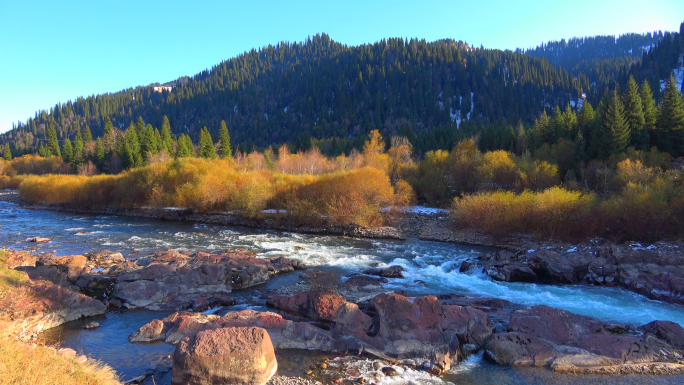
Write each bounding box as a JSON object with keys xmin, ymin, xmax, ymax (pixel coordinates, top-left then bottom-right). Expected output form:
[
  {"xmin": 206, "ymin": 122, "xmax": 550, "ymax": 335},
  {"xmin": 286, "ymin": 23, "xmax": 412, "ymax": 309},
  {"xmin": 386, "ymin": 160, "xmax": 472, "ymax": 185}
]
[
  {"xmin": 140, "ymin": 124, "xmax": 159, "ymax": 160},
  {"xmin": 2, "ymin": 143, "xmax": 11, "ymax": 161},
  {"xmin": 175, "ymin": 134, "xmax": 194, "ymax": 158},
  {"xmin": 198, "ymin": 127, "xmax": 217, "ymax": 159},
  {"xmin": 603, "ymin": 91, "xmax": 630, "ymax": 155},
  {"xmin": 62, "ymin": 137, "xmax": 73, "ymax": 164},
  {"xmin": 83, "ymin": 125, "xmax": 93, "ymax": 142},
  {"xmin": 218, "ymin": 120, "xmax": 232, "ymax": 158},
  {"xmin": 73, "ymin": 127, "xmax": 84, "ymax": 167},
  {"xmin": 46, "ymin": 124, "xmax": 61, "ymax": 157},
  {"xmin": 135, "ymin": 117, "xmax": 146, "ymax": 139},
  {"xmin": 38, "ymin": 143, "xmax": 49, "ymax": 158},
  {"xmin": 120, "ymin": 127, "xmax": 142, "ymax": 168},
  {"xmin": 623, "ymin": 75, "xmax": 648, "ymax": 150},
  {"xmin": 94, "ymin": 138, "xmax": 105, "ymax": 167},
  {"xmin": 103, "ymin": 117, "xmax": 115, "ymax": 151},
  {"xmin": 591, "ymin": 96, "xmax": 611, "ymax": 159},
  {"xmin": 161, "ymin": 116, "xmax": 174, "ymax": 154},
  {"xmin": 657, "ymin": 75, "xmax": 684, "ymax": 156},
  {"xmin": 640, "ymin": 80, "xmax": 657, "ymax": 133}
]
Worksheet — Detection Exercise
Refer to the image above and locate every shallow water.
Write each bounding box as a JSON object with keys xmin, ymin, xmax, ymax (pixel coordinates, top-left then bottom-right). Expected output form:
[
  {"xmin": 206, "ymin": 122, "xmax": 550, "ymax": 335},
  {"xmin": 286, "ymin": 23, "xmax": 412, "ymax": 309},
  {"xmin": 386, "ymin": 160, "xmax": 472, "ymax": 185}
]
[{"xmin": 3, "ymin": 200, "xmax": 684, "ymax": 383}]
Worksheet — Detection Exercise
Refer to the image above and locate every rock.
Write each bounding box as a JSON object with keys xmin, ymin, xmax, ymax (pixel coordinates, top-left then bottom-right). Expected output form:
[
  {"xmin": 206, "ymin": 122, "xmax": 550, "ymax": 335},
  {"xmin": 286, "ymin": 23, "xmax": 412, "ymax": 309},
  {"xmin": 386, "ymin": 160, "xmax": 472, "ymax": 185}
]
[
  {"xmin": 3, "ymin": 250, "xmax": 37, "ymax": 268},
  {"xmin": 29, "ymin": 237, "xmax": 50, "ymax": 243},
  {"xmin": 57, "ymin": 348, "xmax": 77, "ymax": 359},
  {"xmin": 13, "ymin": 283, "xmax": 107, "ymax": 338},
  {"xmin": 191, "ymin": 297, "xmax": 210, "ymax": 312},
  {"xmin": 171, "ymin": 327, "xmax": 277, "ymax": 385},
  {"xmin": 132, "ymin": 293, "xmax": 496, "ymax": 373},
  {"xmin": 84, "ymin": 250, "xmax": 125, "ymax": 267},
  {"xmin": 364, "ymin": 265, "xmax": 404, "ymax": 278},
  {"xmin": 111, "ymin": 249, "xmax": 304, "ymax": 310},
  {"xmin": 342, "ymin": 275, "xmax": 388, "ymax": 289},
  {"xmin": 129, "ymin": 319, "xmax": 166, "ymax": 342},
  {"xmin": 477, "ymin": 245, "xmax": 684, "ymax": 305},
  {"xmin": 639, "ymin": 320, "xmax": 684, "ymax": 349},
  {"xmin": 485, "ymin": 305, "xmax": 684, "ymax": 374},
  {"xmin": 268, "ymin": 292, "xmax": 373, "ymax": 334},
  {"xmin": 507, "ymin": 305, "xmax": 629, "ymax": 345},
  {"xmin": 83, "ymin": 321, "xmax": 100, "ymax": 330},
  {"xmin": 381, "ymin": 367, "xmax": 398, "ymax": 376}
]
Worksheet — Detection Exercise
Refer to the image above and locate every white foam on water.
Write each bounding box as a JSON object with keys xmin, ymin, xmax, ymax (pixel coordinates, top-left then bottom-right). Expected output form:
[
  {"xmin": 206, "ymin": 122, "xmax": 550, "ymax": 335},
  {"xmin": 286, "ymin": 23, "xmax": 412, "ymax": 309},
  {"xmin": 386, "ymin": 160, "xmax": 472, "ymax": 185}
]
[
  {"xmin": 65, "ymin": 227, "xmax": 86, "ymax": 231},
  {"xmin": 384, "ymin": 257, "xmax": 684, "ymax": 327},
  {"xmin": 344, "ymin": 359, "xmax": 451, "ymax": 385}
]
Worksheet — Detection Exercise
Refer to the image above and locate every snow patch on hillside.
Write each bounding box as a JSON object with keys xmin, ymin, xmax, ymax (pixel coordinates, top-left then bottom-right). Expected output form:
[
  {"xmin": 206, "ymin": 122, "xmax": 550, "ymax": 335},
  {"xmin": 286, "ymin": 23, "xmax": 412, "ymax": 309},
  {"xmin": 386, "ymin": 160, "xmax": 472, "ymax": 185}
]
[{"xmin": 660, "ymin": 55, "xmax": 684, "ymax": 92}]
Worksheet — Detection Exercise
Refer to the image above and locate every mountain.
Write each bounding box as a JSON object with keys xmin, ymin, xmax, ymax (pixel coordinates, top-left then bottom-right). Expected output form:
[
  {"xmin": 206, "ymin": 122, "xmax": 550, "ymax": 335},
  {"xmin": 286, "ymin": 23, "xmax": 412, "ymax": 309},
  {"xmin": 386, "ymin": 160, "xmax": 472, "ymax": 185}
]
[
  {"xmin": 1, "ymin": 34, "xmax": 588, "ymax": 155},
  {"xmin": 523, "ymin": 32, "xmax": 666, "ymax": 86},
  {"xmin": 2, "ymin": 26, "xmax": 683, "ymax": 157}
]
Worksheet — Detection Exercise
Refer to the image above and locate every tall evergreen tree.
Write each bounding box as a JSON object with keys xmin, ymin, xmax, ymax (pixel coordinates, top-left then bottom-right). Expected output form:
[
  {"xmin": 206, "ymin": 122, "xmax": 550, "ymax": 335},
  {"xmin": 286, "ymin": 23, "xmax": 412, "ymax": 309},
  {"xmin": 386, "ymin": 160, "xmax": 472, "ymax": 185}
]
[
  {"xmin": 94, "ymin": 138, "xmax": 105, "ymax": 168},
  {"xmin": 73, "ymin": 127, "xmax": 84, "ymax": 167},
  {"xmin": 657, "ymin": 75, "xmax": 684, "ymax": 156},
  {"xmin": 161, "ymin": 116, "xmax": 174, "ymax": 154},
  {"xmin": 218, "ymin": 120, "xmax": 232, "ymax": 158},
  {"xmin": 175, "ymin": 134, "xmax": 195, "ymax": 158},
  {"xmin": 640, "ymin": 80, "xmax": 658, "ymax": 134},
  {"xmin": 623, "ymin": 75, "xmax": 648, "ymax": 150},
  {"xmin": 2, "ymin": 143, "xmax": 11, "ymax": 161},
  {"xmin": 603, "ymin": 91, "xmax": 630, "ymax": 155},
  {"xmin": 120, "ymin": 127, "xmax": 142, "ymax": 168},
  {"xmin": 83, "ymin": 125, "xmax": 93, "ymax": 142},
  {"xmin": 62, "ymin": 137, "xmax": 73, "ymax": 164},
  {"xmin": 198, "ymin": 127, "xmax": 217, "ymax": 159},
  {"xmin": 46, "ymin": 124, "xmax": 61, "ymax": 157},
  {"xmin": 140, "ymin": 124, "xmax": 159, "ymax": 160}
]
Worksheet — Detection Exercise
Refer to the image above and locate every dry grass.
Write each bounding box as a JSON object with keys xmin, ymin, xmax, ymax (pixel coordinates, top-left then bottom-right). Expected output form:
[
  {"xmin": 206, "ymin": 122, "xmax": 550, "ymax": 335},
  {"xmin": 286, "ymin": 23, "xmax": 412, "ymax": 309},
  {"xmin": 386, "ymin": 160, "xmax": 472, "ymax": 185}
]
[{"xmin": 0, "ymin": 334, "xmax": 121, "ymax": 385}]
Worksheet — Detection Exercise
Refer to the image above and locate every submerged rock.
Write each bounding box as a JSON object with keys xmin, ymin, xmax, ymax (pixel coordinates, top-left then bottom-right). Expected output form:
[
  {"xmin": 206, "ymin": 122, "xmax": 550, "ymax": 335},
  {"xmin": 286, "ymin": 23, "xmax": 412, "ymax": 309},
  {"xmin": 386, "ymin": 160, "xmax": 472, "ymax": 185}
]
[
  {"xmin": 363, "ymin": 265, "xmax": 404, "ymax": 278},
  {"xmin": 172, "ymin": 327, "xmax": 277, "ymax": 385}
]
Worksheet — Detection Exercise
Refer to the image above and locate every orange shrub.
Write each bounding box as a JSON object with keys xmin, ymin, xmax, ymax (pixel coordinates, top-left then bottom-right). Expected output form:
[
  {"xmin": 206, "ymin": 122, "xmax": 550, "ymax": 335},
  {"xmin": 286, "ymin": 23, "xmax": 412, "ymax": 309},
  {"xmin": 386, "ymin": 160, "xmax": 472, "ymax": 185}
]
[{"xmin": 10, "ymin": 155, "xmax": 71, "ymax": 175}]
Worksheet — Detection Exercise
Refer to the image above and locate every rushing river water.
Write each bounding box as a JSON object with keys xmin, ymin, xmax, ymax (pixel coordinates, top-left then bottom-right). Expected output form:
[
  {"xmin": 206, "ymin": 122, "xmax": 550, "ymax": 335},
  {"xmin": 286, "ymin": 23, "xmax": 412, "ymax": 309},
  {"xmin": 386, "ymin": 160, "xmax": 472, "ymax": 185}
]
[{"xmin": 3, "ymin": 199, "xmax": 684, "ymax": 384}]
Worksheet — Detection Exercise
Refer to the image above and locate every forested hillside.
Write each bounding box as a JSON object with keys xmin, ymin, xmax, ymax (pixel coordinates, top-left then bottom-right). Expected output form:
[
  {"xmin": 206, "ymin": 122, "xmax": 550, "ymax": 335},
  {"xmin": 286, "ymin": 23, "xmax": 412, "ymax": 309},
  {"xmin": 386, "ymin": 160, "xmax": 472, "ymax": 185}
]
[
  {"xmin": 2, "ymin": 34, "xmax": 589, "ymax": 155},
  {"xmin": 1, "ymin": 25, "xmax": 683, "ymax": 161},
  {"xmin": 524, "ymin": 32, "xmax": 665, "ymax": 86}
]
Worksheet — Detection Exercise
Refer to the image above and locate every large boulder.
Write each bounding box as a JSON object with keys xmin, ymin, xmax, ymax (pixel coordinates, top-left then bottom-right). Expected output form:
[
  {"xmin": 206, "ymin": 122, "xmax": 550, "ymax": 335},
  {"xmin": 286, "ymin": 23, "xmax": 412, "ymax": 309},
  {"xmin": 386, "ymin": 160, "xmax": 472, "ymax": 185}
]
[
  {"xmin": 486, "ymin": 305, "xmax": 684, "ymax": 374},
  {"xmin": 172, "ymin": 327, "xmax": 277, "ymax": 385},
  {"xmin": 268, "ymin": 291, "xmax": 373, "ymax": 335},
  {"xmin": 112, "ymin": 250, "xmax": 305, "ymax": 310}
]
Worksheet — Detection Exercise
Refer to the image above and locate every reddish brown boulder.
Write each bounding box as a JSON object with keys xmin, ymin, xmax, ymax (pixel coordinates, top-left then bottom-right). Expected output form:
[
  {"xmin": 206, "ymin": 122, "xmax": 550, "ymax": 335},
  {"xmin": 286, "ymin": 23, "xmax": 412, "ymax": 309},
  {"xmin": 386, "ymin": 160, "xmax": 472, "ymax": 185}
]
[
  {"xmin": 172, "ymin": 327, "xmax": 277, "ymax": 385},
  {"xmin": 639, "ymin": 320, "xmax": 684, "ymax": 349},
  {"xmin": 269, "ymin": 291, "xmax": 372, "ymax": 334}
]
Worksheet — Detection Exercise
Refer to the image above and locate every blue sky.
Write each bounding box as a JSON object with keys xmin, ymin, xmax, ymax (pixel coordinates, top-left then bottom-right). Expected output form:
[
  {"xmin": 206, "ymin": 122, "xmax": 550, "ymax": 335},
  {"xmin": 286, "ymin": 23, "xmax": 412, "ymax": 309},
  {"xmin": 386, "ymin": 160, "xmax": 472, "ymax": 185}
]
[{"xmin": 0, "ymin": 0, "xmax": 682, "ymax": 133}]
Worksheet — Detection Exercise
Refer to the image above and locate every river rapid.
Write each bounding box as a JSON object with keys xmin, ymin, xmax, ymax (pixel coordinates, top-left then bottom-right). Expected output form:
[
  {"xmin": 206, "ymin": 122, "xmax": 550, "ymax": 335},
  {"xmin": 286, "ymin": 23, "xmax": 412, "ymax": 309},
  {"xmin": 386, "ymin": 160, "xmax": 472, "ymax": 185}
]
[{"xmin": 3, "ymin": 199, "xmax": 684, "ymax": 384}]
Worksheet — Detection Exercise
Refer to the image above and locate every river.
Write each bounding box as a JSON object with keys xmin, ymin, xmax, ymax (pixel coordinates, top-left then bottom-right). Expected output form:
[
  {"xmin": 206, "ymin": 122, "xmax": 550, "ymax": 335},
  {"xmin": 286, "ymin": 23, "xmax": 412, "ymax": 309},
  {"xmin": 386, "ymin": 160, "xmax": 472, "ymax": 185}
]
[{"xmin": 2, "ymin": 199, "xmax": 684, "ymax": 384}]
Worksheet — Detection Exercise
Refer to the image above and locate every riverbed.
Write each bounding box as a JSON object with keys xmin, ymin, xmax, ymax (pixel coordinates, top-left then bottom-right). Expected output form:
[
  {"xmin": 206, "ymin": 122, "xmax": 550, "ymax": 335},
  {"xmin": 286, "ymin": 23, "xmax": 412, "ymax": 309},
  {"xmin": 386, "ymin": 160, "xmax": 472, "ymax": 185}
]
[{"xmin": 3, "ymin": 199, "xmax": 684, "ymax": 384}]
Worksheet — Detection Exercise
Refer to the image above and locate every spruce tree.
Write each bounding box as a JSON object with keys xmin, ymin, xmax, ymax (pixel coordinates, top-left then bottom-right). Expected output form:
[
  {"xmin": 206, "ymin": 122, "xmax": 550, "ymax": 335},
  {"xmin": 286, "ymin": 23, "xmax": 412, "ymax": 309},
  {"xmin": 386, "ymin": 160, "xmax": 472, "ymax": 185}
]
[
  {"xmin": 161, "ymin": 116, "xmax": 174, "ymax": 154},
  {"xmin": 83, "ymin": 125, "xmax": 93, "ymax": 142},
  {"xmin": 73, "ymin": 127, "xmax": 84, "ymax": 166},
  {"xmin": 657, "ymin": 75, "xmax": 684, "ymax": 156},
  {"xmin": 623, "ymin": 75, "xmax": 648, "ymax": 150},
  {"xmin": 140, "ymin": 124, "xmax": 159, "ymax": 160},
  {"xmin": 2, "ymin": 143, "xmax": 11, "ymax": 161},
  {"xmin": 62, "ymin": 137, "xmax": 73, "ymax": 164},
  {"xmin": 641, "ymin": 80, "xmax": 658, "ymax": 134},
  {"xmin": 218, "ymin": 120, "xmax": 232, "ymax": 158},
  {"xmin": 46, "ymin": 124, "xmax": 61, "ymax": 157},
  {"xmin": 198, "ymin": 127, "xmax": 217, "ymax": 159},
  {"xmin": 175, "ymin": 134, "xmax": 194, "ymax": 158},
  {"xmin": 604, "ymin": 91, "xmax": 630, "ymax": 155},
  {"xmin": 94, "ymin": 138, "xmax": 105, "ymax": 167},
  {"xmin": 121, "ymin": 127, "xmax": 142, "ymax": 168}
]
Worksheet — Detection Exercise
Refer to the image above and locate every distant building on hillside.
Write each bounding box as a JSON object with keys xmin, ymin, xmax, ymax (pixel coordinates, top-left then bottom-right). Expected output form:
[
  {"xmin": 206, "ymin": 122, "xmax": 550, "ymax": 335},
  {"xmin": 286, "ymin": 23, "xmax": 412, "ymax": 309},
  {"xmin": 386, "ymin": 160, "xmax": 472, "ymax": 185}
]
[{"xmin": 153, "ymin": 86, "xmax": 173, "ymax": 93}]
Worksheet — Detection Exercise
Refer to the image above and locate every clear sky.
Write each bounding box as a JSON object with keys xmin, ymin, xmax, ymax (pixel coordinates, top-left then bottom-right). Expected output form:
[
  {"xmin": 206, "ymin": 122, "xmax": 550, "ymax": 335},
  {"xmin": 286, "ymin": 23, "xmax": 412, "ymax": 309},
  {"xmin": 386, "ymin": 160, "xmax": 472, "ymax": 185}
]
[{"xmin": 0, "ymin": 0, "xmax": 682, "ymax": 133}]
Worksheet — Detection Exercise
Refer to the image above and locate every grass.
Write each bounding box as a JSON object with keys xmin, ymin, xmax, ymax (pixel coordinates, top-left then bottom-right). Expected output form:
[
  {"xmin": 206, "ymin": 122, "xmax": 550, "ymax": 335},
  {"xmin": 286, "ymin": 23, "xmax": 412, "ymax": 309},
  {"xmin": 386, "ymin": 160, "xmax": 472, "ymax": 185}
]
[{"xmin": 0, "ymin": 334, "xmax": 121, "ymax": 385}]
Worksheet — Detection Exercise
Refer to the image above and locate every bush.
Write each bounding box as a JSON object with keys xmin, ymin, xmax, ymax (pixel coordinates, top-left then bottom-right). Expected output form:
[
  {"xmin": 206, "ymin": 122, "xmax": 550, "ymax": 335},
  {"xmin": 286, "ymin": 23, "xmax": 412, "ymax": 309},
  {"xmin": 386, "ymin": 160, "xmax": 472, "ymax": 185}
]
[
  {"xmin": 452, "ymin": 187, "xmax": 595, "ymax": 239},
  {"xmin": 9, "ymin": 155, "xmax": 71, "ymax": 175}
]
